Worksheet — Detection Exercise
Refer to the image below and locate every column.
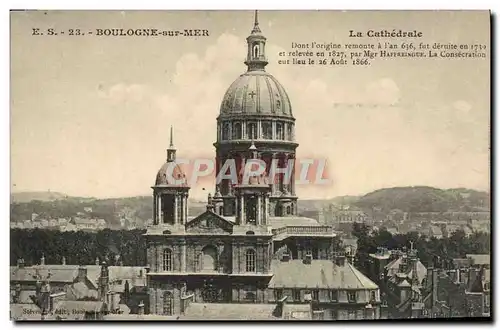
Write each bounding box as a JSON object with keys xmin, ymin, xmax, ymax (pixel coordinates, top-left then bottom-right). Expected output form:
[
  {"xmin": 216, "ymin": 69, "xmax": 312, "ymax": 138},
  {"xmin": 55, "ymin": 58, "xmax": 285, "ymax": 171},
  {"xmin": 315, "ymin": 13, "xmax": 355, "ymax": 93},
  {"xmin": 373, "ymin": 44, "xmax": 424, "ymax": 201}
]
[
  {"xmin": 257, "ymin": 194, "xmax": 262, "ymax": 225},
  {"xmin": 242, "ymin": 121, "xmax": 246, "ymax": 139},
  {"xmin": 257, "ymin": 120, "xmax": 261, "ymax": 140},
  {"xmin": 179, "ymin": 195, "xmax": 185, "ymax": 225},
  {"xmin": 240, "ymin": 195, "xmax": 245, "ymax": 225},
  {"xmin": 291, "ymin": 155, "xmax": 296, "ymax": 196},
  {"xmin": 271, "ymin": 153, "xmax": 277, "ymax": 195},
  {"xmin": 182, "ymin": 241, "xmax": 187, "ymax": 272},
  {"xmin": 272, "ymin": 121, "xmax": 276, "ymax": 140},
  {"xmin": 153, "ymin": 194, "xmax": 157, "ymax": 225},
  {"xmin": 283, "ymin": 153, "xmax": 289, "ymax": 193},
  {"xmin": 241, "ymin": 155, "xmax": 246, "ymax": 184},
  {"xmin": 158, "ymin": 194, "xmax": 163, "ymax": 224},
  {"xmin": 173, "ymin": 194, "xmax": 178, "ymax": 224},
  {"xmin": 264, "ymin": 194, "xmax": 269, "ymax": 224},
  {"xmin": 184, "ymin": 195, "xmax": 188, "ymax": 223}
]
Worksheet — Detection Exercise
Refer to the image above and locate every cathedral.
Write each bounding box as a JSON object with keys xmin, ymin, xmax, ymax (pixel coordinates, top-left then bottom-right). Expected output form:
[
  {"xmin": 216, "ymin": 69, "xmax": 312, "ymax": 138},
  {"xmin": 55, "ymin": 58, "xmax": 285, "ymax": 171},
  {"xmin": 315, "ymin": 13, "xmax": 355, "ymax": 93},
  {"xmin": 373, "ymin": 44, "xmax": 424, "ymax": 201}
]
[{"xmin": 144, "ymin": 12, "xmax": 380, "ymax": 320}]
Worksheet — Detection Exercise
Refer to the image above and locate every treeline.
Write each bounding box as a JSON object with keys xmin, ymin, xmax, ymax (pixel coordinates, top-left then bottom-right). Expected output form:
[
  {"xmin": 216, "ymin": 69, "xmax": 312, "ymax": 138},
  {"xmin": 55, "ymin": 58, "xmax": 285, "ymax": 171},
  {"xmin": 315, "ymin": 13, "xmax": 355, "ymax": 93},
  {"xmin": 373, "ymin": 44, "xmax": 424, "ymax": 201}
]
[
  {"xmin": 352, "ymin": 223, "xmax": 491, "ymax": 273},
  {"xmin": 10, "ymin": 229, "xmax": 147, "ymax": 266}
]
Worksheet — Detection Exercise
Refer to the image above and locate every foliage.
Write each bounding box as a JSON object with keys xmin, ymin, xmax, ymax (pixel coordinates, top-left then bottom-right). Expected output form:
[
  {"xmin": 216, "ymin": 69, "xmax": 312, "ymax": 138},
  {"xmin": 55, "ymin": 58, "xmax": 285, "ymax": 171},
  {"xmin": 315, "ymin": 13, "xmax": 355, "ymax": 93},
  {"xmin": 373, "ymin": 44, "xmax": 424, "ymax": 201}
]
[{"xmin": 351, "ymin": 222, "xmax": 490, "ymax": 272}]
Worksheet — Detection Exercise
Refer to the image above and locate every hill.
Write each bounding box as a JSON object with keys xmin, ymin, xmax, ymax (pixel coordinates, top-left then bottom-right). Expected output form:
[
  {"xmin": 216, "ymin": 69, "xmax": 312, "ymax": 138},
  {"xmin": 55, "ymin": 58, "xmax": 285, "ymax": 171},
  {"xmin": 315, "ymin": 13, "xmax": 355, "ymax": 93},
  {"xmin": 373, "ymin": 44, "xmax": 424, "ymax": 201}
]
[
  {"xmin": 353, "ymin": 186, "xmax": 490, "ymax": 213},
  {"xmin": 11, "ymin": 191, "xmax": 71, "ymax": 203},
  {"xmin": 10, "ymin": 186, "xmax": 489, "ymax": 225}
]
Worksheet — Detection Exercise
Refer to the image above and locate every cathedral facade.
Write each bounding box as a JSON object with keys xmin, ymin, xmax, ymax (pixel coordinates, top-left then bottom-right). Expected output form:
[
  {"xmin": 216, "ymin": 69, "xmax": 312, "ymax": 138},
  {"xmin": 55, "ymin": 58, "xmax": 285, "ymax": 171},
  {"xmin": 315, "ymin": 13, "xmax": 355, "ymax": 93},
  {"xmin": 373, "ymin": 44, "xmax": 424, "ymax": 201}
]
[{"xmin": 144, "ymin": 12, "xmax": 380, "ymax": 320}]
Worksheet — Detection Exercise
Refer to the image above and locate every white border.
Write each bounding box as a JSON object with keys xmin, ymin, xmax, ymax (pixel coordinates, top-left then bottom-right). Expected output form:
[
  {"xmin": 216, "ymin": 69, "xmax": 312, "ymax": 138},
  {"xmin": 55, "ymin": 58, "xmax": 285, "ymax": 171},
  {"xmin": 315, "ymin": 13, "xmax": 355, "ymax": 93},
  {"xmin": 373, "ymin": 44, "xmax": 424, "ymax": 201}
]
[{"xmin": 2, "ymin": 1, "xmax": 497, "ymax": 329}]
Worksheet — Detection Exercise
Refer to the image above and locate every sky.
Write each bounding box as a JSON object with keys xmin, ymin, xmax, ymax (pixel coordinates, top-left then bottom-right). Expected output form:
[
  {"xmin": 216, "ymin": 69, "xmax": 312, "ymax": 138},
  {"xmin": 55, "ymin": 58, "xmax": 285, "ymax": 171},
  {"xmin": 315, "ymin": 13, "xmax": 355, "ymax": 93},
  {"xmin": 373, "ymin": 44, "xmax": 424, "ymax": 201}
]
[{"xmin": 10, "ymin": 10, "xmax": 490, "ymax": 200}]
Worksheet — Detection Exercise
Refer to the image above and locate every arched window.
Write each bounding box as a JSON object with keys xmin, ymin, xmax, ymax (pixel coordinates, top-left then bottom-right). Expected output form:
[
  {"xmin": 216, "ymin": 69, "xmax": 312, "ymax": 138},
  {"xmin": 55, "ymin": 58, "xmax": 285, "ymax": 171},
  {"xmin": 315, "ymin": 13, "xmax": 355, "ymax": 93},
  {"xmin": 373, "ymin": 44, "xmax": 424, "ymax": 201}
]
[
  {"xmin": 286, "ymin": 205, "xmax": 291, "ymax": 215},
  {"xmin": 287, "ymin": 125, "xmax": 293, "ymax": 141},
  {"xmin": 253, "ymin": 44, "xmax": 259, "ymax": 58},
  {"xmin": 222, "ymin": 122, "xmax": 230, "ymax": 140},
  {"xmin": 201, "ymin": 246, "xmax": 218, "ymax": 272},
  {"xmin": 247, "ymin": 122, "xmax": 257, "ymax": 140},
  {"xmin": 276, "ymin": 123, "xmax": 284, "ymax": 140},
  {"xmin": 232, "ymin": 122, "xmax": 242, "ymax": 140},
  {"xmin": 163, "ymin": 292, "xmax": 173, "ymax": 315},
  {"xmin": 163, "ymin": 248, "xmax": 173, "ymax": 271},
  {"xmin": 246, "ymin": 249, "xmax": 256, "ymax": 272},
  {"xmin": 262, "ymin": 121, "xmax": 273, "ymax": 139}
]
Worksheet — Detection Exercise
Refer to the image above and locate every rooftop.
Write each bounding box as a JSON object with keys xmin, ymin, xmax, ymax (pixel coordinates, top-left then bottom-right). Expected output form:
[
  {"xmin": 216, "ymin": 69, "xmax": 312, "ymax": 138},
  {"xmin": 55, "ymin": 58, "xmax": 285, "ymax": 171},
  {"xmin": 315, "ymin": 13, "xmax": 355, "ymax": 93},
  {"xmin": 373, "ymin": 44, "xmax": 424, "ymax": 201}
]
[{"xmin": 269, "ymin": 259, "xmax": 378, "ymax": 289}]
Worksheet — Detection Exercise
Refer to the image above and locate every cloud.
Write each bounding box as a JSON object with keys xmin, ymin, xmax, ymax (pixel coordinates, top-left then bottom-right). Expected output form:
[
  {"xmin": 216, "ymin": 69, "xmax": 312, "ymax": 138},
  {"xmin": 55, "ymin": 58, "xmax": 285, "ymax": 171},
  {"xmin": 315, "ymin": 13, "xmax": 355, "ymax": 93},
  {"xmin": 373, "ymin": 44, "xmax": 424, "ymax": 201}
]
[
  {"xmin": 57, "ymin": 32, "xmax": 488, "ymax": 199},
  {"xmin": 98, "ymin": 83, "xmax": 149, "ymax": 104}
]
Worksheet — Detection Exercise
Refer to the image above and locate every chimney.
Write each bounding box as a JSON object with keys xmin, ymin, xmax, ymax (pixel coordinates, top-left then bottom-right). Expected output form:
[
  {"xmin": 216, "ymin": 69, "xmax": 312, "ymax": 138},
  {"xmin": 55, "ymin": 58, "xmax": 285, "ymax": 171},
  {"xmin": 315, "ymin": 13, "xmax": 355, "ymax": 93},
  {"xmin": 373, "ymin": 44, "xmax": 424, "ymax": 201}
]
[
  {"xmin": 468, "ymin": 268, "xmax": 478, "ymax": 289},
  {"xmin": 431, "ymin": 267, "xmax": 438, "ymax": 307},
  {"xmin": 13, "ymin": 283, "xmax": 21, "ymax": 303},
  {"xmin": 138, "ymin": 301, "xmax": 145, "ymax": 315},
  {"xmin": 77, "ymin": 266, "xmax": 87, "ymax": 281},
  {"xmin": 17, "ymin": 258, "xmax": 25, "ymax": 268},
  {"xmin": 335, "ymin": 255, "xmax": 346, "ymax": 267},
  {"xmin": 273, "ymin": 296, "xmax": 287, "ymax": 318},
  {"xmin": 281, "ymin": 252, "xmax": 291, "ymax": 262}
]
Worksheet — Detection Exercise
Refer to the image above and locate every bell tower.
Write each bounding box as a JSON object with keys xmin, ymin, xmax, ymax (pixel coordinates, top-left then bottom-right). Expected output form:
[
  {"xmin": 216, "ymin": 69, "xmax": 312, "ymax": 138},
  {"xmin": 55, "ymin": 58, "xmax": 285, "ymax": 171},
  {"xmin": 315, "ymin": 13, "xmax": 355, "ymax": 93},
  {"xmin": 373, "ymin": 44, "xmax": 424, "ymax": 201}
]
[
  {"xmin": 152, "ymin": 126, "xmax": 189, "ymax": 227},
  {"xmin": 245, "ymin": 10, "xmax": 268, "ymax": 72},
  {"xmin": 234, "ymin": 142, "xmax": 271, "ymax": 226},
  {"xmin": 215, "ymin": 10, "xmax": 299, "ymax": 221}
]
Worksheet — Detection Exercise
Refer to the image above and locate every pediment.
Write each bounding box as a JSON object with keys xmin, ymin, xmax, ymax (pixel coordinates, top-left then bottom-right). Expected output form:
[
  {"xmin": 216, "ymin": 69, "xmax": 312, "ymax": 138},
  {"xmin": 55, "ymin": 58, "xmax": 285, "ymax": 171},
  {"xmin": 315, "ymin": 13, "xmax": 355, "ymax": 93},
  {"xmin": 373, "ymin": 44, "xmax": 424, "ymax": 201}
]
[{"xmin": 185, "ymin": 211, "xmax": 233, "ymax": 234}]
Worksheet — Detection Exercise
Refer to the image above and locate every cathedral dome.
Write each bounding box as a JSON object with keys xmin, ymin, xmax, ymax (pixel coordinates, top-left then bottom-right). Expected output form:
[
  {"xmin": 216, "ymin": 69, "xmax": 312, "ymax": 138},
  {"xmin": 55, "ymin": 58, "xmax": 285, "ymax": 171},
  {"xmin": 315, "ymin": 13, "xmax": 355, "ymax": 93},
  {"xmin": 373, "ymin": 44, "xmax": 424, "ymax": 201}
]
[
  {"xmin": 154, "ymin": 126, "xmax": 189, "ymax": 187},
  {"xmin": 154, "ymin": 161, "xmax": 188, "ymax": 186},
  {"xmin": 220, "ymin": 71, "xmax": 293, "ymax": 118}
]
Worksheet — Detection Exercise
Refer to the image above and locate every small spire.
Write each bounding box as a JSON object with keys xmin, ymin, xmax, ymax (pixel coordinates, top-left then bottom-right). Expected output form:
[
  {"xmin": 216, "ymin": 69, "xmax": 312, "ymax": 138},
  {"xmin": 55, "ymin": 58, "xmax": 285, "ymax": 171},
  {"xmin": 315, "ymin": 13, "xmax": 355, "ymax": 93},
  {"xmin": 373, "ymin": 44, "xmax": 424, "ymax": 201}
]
[
  {"xmin": 251, "ymin": 10, "xmax": 262, "ymax": 34},
  {"xmin": 167, "ymin": 126, "xmax": 177, "ymax": 162},
  {"xmin": 249, "ymin": 141, "xmax": 258, "ymax": 159},
  {"xmin": 169, "ymin": 126, "xmax": 174, "ymax": 148}
]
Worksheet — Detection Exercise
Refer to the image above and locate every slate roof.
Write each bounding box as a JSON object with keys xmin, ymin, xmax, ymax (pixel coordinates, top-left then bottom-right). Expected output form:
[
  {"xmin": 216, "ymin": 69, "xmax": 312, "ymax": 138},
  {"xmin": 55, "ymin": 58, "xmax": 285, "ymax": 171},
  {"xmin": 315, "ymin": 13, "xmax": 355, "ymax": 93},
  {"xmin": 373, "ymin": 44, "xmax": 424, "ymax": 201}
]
[
  {"xmin": 466, "ymin": 254, "xmax": 490, "ymax": 266},
  {"xmin": 452, "ymin": 258, "xmax": 471, "ymax": 269},
  {"xmin": 65, "ymin": 281, "xmax": 98, "ymax": 300},
  {"xmin": 10, "ymin": 265, "xmax": 147, "ymax": 289},
  {"xmin": 430, "ymin": 226, "xmax": 443, "ymax": 236},
  {"xmin": 181, "ymin": 303, "xmax": 310, "ymax": 320},
  {"xmin": 385, "ymin": 258, "xmax": 427, "ymax": 284},
  {"xmin": 269, "ymin": 259, "xmax": 378, "ymax": 289},
  {"xmin": 269, "ymin": 216, "xmax": 320, "ymax": 229}
]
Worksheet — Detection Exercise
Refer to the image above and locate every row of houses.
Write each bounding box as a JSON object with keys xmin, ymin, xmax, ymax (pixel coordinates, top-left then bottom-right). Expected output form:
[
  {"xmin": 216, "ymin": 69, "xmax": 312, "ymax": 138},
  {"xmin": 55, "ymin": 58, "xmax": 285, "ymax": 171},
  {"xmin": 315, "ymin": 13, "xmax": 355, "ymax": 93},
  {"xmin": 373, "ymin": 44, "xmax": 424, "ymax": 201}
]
[
  {"xmin": 366, "ymin": 248, "xmax": 490, "ymax": 318},
  {"xmin": 10, "ymin": 217, "xmax": 154, "ymax": 232},
  {"xmin": 10, "ymin": 217, "xmax": 108, "ymax": 232},
  {"xmin": 10, "ymin": 257, "xmax": 149, "ymax": 320}
]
